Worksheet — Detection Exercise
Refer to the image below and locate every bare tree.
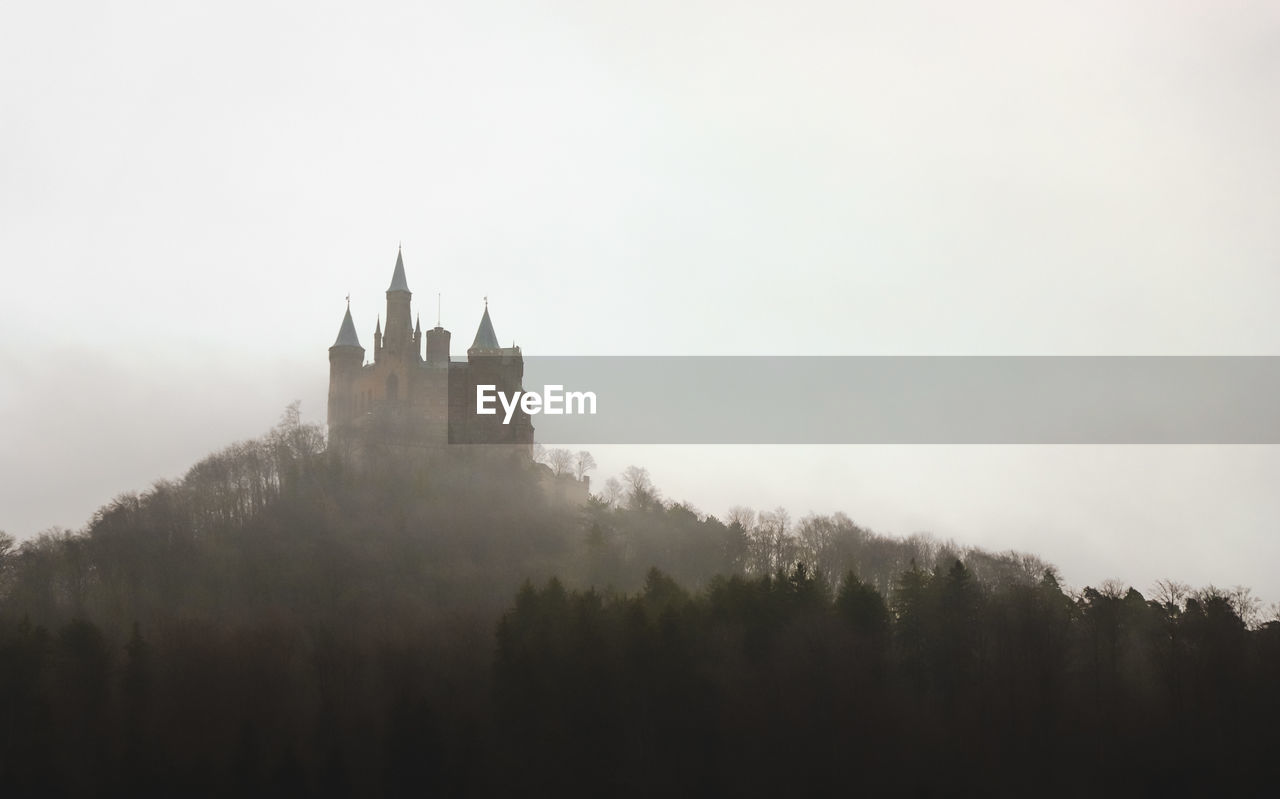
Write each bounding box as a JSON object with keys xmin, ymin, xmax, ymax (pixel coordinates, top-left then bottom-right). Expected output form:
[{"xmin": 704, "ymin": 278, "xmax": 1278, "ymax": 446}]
[
  {"xmin": 1099, "ymin": 579, "xmax": 1127, "ymax": 600},
  {"xmin": 622, "ymin": 465, "xmax": 660, "ymax": 507},
  {"xmin": 726, "ymin": 506, "xmax": 756, "ymax": 531},
  {"xmin": 546, "ymin": 448, "xmax": 574, "ymax": 476},
  {"xmin": 797, "ymin": 514, "xmax": 840, "ymax": 576},
  {"xmin": 1268, "ymin": 602, "xmax": 1280, "ymax": 624},
  {"xmin": 573, "ymin": 451, "xmax": 597, "ymax": 481},
  {"xmin": 1226, "ymin": 585, "xmax": 1263, "ymax": 629},
  {"xmin": 1151, "ymin": 578, "xmax": 1191, "ymax": 610},
  {"xmin": 599, "ymin": 476, "xmax": 624, "ymax": 507},
  {"xmin": 748, "ymin": 507, "xmax": 795, "ymax": 576},
  {"xmin": 0, "ymin": 530, "xmax": 15, "ymax": 599}
]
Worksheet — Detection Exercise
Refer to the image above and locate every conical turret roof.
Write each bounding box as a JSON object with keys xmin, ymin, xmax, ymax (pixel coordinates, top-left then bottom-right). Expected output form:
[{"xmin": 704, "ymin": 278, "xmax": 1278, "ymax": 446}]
[
  {"xmin": 470, "ymin": 305, "xmax": 500, "ymax": 350},
  {"xmin": 332, "ymin": 306, "xmax": 363, "ymax": 349},
  {"xmin": 388, "ymin": 248, "xmax": 410, "ymax": 293}
]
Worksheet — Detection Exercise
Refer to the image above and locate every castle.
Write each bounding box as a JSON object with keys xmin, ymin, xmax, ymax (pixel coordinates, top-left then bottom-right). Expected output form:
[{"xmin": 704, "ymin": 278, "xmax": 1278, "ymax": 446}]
[{"xmin": 326, "ymin": 248, "xmax": 534, "ymax": 459}]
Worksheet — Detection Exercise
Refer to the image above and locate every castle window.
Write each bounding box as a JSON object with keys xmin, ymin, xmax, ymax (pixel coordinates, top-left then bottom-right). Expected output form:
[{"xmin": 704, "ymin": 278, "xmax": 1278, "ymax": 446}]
[{"xmin": 386, "ymin": 373, "xmax": 399, "ymax": 402}]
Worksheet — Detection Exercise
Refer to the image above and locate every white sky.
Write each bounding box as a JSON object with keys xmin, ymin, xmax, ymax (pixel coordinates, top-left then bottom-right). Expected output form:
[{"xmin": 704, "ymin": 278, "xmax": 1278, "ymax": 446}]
[{"xmin": 2, "ymin": 1, "xmax": 1278, "ymax": 602}]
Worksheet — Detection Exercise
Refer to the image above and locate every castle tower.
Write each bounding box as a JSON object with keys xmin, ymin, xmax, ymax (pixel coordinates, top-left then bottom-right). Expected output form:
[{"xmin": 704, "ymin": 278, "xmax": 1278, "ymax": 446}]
[
  {"xmin": 461, "ymin": 302, "xmax": 533, "ymax": 450},
  {"xmin": 327, "ymin": 305, "xmax": 365, "ymax": 435},
  {"xmin": 383, "ymin": 248, "xmax": 414, "ymax": 359},
  {"xmin": 425, "ymin": 323, "xmax": 450, "ymax": 366}
]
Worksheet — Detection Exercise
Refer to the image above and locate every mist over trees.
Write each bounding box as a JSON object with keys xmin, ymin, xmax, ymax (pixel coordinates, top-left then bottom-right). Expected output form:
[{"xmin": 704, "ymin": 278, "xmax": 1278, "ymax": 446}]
[{"xmin": 1, "ymin": 406, "xmax": 1277, "ymax": 795}]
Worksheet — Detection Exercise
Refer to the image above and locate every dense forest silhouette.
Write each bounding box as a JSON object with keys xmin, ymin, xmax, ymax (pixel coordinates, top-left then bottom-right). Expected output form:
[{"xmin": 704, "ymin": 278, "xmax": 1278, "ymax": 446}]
[{"xmin": 2, "ymin": 406, "xmax": 1277, "ymax": 796}]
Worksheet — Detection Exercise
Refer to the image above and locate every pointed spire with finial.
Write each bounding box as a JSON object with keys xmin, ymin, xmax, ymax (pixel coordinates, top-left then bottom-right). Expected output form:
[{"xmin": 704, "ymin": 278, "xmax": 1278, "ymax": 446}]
[
  {"xmin": 470, "ymin": 299, "xmax": 500, "ymax": 351},
  {"xmin": 388, "ymin": 246, "xmax": 410, "ymax": 294},
  {"xmin": 414, "ymin": 314, "xmax": 421, "ymax": 336},
  {"xmin": 332, "ymin": 304, "xmax": 362, "ymax": 349}
]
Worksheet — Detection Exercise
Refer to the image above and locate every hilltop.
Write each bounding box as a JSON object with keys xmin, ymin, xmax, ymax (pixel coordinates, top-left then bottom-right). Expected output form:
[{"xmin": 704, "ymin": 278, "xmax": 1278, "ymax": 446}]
[{"xmin": 1, "ymin": 406, "xmax": 1277, "ymax": 795}]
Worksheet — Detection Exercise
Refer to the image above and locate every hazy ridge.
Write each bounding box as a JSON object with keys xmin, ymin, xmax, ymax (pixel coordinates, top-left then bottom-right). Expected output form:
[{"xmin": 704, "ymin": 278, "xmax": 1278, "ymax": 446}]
[{"xmin": 1, "ymin": 407, "xmax": 1276, "ymax": 795}]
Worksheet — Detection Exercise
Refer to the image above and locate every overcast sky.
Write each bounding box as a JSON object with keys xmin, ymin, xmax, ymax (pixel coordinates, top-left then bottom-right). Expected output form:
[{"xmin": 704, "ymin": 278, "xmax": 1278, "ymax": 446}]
[{"xmin": 2, "ymin": 1, "xmax": 1278, "ymax": 603}]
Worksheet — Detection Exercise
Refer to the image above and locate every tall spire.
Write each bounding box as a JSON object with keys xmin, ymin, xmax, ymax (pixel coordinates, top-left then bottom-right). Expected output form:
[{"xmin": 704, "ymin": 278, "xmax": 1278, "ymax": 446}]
[
  {"xmin": 332, "ymin": 306, "xmax": 362, "ymax": 349},
  {"xmin": 470, "ymin": 303, "xmax": 500, "ymax": 351},
  {"xmin": 388, "ymin": 246, "xmax": 410, "ymax": 293}
]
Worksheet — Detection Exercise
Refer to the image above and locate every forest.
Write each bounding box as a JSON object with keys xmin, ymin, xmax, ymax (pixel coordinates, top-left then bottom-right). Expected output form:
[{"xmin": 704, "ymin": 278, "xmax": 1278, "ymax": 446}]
[{"xmin": 1, "ymin": 405, "xmax": 1277, "ymax": 796}]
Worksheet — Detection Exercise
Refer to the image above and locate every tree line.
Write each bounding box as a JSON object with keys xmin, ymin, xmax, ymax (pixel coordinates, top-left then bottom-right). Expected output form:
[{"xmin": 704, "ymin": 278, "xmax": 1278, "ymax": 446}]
[{"xmin": 1, "ymin": 406, "xmax": 1276, "ymax": 795}]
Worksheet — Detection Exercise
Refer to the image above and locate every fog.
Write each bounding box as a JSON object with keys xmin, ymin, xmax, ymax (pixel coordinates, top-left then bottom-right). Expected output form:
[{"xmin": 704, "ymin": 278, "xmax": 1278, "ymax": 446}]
[{"xmin": 3, "ymin": 0, "xmax": 1279, "ymax": 604}]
